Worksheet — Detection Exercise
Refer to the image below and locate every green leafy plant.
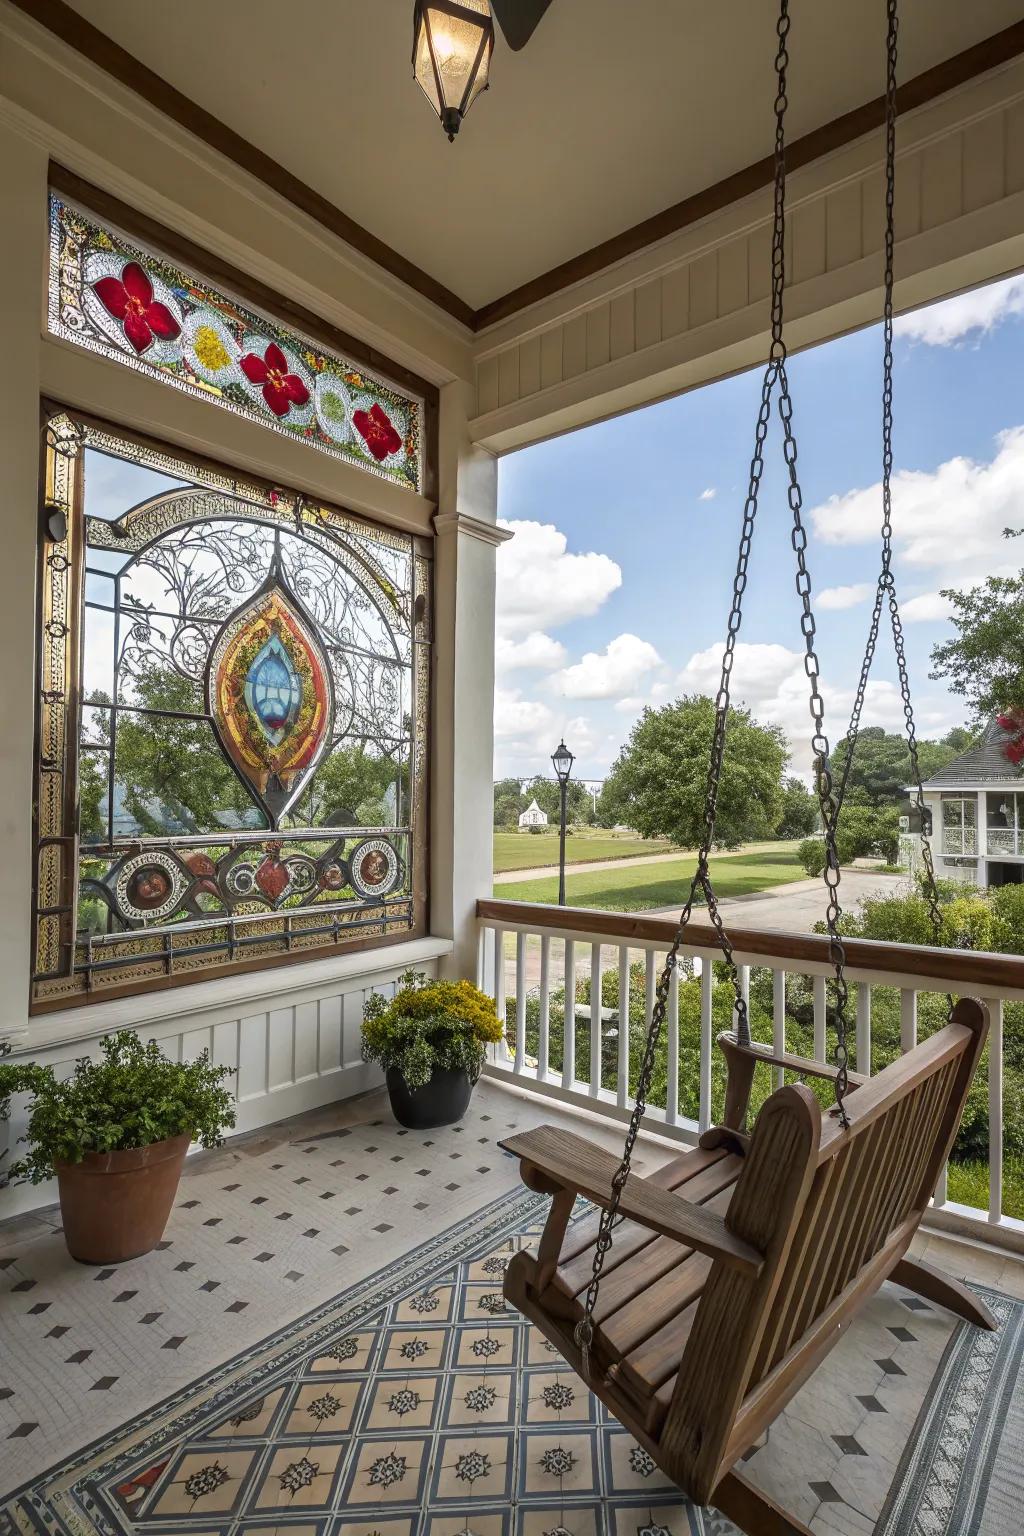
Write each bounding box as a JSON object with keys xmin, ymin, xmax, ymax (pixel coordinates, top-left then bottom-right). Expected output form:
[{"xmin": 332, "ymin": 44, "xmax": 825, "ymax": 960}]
[
  {"xmin": 0, "ymin": 1030, "xmax": 236, "ymax": 1185},
  {"xmin": 362, "ymin": 969, "xmax": 503, "ymax": 1091},
  {"xmin": 797, "ymin": 838, "xmax": 825, "ymax": 877}
]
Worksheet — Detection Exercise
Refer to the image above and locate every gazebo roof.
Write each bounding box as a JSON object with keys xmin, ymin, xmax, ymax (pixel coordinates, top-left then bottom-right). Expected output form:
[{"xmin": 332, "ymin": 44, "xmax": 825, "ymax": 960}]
[{"xmin": 920, "ymin": 718, "xmax": 1024, "ymax": 788}]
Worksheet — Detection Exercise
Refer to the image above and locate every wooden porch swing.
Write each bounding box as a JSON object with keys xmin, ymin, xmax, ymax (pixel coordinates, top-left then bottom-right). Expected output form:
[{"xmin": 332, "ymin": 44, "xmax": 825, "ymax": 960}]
[{"xmin": 502, "ymin": 5, "xmax": 996, "ymax": 1533}]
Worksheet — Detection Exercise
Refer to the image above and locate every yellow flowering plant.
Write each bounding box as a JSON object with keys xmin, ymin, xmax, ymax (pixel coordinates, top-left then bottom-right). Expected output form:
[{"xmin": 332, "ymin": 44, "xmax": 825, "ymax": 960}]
[{"xmin": 362, "ymin": 969, "xmax": 503, "ymax": 1091}]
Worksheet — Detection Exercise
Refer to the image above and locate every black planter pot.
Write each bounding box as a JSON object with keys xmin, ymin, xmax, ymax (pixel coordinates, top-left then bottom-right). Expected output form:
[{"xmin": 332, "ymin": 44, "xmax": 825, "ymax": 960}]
[{"xmin": 385, "ymin": 1066, "xmax": 474, "ymax": 1129}]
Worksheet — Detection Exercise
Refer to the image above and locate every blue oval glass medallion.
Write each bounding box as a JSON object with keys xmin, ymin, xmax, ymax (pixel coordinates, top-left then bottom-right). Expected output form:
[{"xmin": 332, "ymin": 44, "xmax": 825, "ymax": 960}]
[{"xmin": 245, "ymin": 634, "xmax": 301, "ymax": 746}]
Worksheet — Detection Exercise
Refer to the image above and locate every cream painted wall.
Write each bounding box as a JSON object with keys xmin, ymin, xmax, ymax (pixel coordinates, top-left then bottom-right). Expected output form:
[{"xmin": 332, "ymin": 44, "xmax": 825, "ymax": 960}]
[
  {"xmin": 0, "ymin": 10, "xmax": 502, "ymax": 1216},
  {"xmin": 0, "ymin": 123, "xmax": 47, "ymax": 1037}
]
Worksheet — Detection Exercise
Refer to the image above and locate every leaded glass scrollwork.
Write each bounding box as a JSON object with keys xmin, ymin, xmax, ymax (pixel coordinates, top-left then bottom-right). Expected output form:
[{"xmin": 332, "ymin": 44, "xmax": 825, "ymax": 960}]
[
  {"xmin": 33, "ymin": 412, "xmax": 431, "ymax": 1009},
  {"xmin": 47, "ymin": 194, "xmax": 423, "ymax": 494}
]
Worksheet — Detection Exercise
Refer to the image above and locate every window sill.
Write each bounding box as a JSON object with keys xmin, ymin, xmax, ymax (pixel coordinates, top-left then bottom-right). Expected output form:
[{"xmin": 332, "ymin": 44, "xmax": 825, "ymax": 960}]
[{"xmin": 18, "ymin": 935, "xmax": 455, "ymax": 1056}]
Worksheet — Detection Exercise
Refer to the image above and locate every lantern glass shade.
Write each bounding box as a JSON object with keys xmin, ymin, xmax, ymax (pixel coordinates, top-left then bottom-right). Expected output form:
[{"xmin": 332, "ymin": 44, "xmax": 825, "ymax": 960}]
[
  {"xmin": 413, "ymin": 0, "xmax": 494, "ymax": 139},
  {"xmin": 551, "ymin": 741, "xmax": 574, "ymax": 783}
]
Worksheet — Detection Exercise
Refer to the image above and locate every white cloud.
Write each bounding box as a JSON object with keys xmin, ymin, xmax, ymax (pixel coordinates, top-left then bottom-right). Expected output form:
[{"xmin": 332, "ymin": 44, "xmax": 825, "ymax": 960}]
[
  {"xmin": 895, "ymin": 274, "xmax": 1024, "ymax": 347},
  {"xmin": 901, "ymin": 591, "xmax": 953, "ymax": 624},
  {"xmin": 809, "ymin": 426, "xmax": 1024, "ymax": 591},
  {"xmin": 678, "ymin": 640, "xmax": 957, "ymax": 775},
  {"xmin": 817, "ymin": 582, "xmax": 873, "ymax": 611},
  {"xmin": 493, "ymin": 687, "xmax": 554, "ymax": 740},
  {"xmin": 699, "ymin": 487, "xmax": 717, "ymax": 501},
  {"xmin": 496, "ymin": 519, "xmax": 621, "ymax": 637},
  {"xmin": 495, "ymin": 631, "xmax": 567, "ymax": 672},
  {"xmin": 553, "ymin": 633, "xmax": 663, "ymax": 700},
  {"xmin": 615, "ymin": 695, "xmax": 644, "ymax": 713}
]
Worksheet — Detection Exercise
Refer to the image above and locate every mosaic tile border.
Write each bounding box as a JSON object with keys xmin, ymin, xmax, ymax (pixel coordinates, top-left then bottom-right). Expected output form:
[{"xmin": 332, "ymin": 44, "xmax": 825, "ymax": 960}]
[
  {"xmin": 875, "ymin": 1283, "xmax": 1024, "ymax": 1536},
  {"xmin": 2, "ymin": 1186, "xmax": 546, "ymax": 1523}
]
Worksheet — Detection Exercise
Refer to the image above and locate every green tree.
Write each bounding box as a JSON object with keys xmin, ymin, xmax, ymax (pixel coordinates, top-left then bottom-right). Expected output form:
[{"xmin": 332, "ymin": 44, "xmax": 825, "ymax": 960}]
[
  {"xmin": 113, "ymin": 668, "xmax": 252, "ymax": 834},
  {"xmin": 776, "ymin": 776, "xmax": 818, "ymax": 838},
  {"xmin": 600, "ymin": 695, "xmax": 786, "ymax": 849},
  {"xmin": 930, "ymin": 570, "xmax": 1024, "ymax": 717},
  {"xmin": 942, "ymin": 725, "xmax": 978, "ymax": 754},
  {"xmin": 523, "ymin": 775, "xmax": 594, "ymax": 827},
  {"xmin": 493, "ymin": 777, "xmax": 525, "ymax": 828},
  {"xmin": 298, "ymin": 743, "xmax": 399, "ymax": 826},
  {"xmin": 831, "ymin": 726, "xmax": 958, "ymax": 808},
  {"xmin": 834, "ymin": 798, "xmax": 901, "ymax": 865}
]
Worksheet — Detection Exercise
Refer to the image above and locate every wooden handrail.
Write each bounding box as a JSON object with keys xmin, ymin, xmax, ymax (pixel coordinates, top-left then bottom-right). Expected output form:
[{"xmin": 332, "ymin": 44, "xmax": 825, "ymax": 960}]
[{"xmin": 477, "ymin": 898, "xmax": 1024, "ymax": 994}]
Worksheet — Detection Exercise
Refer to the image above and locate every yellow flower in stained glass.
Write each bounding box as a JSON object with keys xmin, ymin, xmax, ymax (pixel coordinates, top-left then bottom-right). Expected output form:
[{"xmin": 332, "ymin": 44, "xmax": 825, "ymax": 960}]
[{"xmin": 193, "ymin": 324, "xmax": 231, "ymax": 373}]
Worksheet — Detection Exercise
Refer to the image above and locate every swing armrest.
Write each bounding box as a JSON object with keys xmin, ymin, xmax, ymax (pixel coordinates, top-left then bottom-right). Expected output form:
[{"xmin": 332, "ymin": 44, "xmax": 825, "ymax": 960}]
[
  {"xmin": 719, "ymin": 1033, "xmax": 869, "ymax": 1090},
  {"xmin": 501, "ymin": 1125, "xmax": 764, "ymax": 1279}
]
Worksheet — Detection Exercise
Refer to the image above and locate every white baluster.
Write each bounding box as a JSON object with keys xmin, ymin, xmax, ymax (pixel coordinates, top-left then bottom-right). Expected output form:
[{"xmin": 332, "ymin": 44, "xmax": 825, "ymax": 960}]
[
  {"xmin": 666, "ymin": 957, "xmax": 680, "ymax": 1125},
  {"xmin": 900, "ymin": 988, "xmax": 917, "ymax": 1053},
  {"xmin": 813, "ymin": 973, "xmax": 827, "ymax": 1061},
  {"xmin": 514, "ymin": 931, "xmax": 527, "ymax": 1074},
  {"xmin": 562, "ymin": 939, "xmax": 576, "ymax": 1089},
  {"xmin": 538, "ymin": 935, "xmax": 551, "ymax": 1082},
  {"xmin": 493, "ymin": 927, "xmax": 506, "ymax": 1061},
  {"xmin": 617, "ymin": 944, "xmax": 630, "ymax": 1109},
  {"xmin": 772, "ymin": 969, "xmax": 786, "ymax": 1090},
  {"xmin": 989, "ymin": 998, "xmax": 1004, "ymax": 1223},
  {"xmin": 699, "ymin": 957, "xmax": 713, "ymax": 1133},
  {"xmin": 856, "ymin": 983, "xmax": 871, "ymax": 1077},
  {"xmin": 590, "ymin": 943, "xmax": 604, "ymax": 1096}
]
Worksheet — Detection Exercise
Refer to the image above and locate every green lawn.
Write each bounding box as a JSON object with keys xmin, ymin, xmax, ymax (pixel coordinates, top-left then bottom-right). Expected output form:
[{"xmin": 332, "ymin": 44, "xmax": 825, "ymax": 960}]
[
  {"xmin": 495, "ymin": 846, "xmax": 806, "ymax": 910},
  {"xmin": 493, "ymin": 829, "xmax": 671, "ymax": 873}
]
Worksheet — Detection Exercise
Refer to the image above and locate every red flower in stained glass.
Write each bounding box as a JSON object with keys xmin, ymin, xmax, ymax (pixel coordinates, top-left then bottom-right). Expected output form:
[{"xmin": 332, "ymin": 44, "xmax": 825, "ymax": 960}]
[
  {"xmin": 353, "ymin": 402, "xmax": 402, "ymax": 462},
  {"xmin": 240, "ymin": 342, "xmax": 311, "ymax": 418},
  {"xmin": 92, "ymin": 262, "xmax": 181, "ymax": 355}
]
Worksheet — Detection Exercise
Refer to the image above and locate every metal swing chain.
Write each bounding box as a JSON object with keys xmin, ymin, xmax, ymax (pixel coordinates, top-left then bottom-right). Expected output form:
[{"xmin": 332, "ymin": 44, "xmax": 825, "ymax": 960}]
[
  {"xmin": 834, "ymin": 0, "xmax": 946, "ymax": 961},
  {"xmin": 572, "ymin": 0, "xmax": 801, "ymax": 1382}
]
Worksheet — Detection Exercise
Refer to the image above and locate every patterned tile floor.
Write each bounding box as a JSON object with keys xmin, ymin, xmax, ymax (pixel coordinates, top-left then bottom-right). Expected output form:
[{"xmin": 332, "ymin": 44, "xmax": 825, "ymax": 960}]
[
  {"xmin": 0, "ymin": 1080, "xmax": 662, "ymax": 1495},
  {"xmin": 1, "ymin": 1077, "xmax": 1023, "ymax": 1533}
]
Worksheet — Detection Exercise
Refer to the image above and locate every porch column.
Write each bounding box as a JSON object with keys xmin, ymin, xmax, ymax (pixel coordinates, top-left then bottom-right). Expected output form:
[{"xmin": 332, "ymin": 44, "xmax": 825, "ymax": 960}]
[
  {"xmin": 977, "ymin": 790, "xmax": 988, "ymax": 889},
  {"xmin": 431, "ymin": 379, "xmax": 507, "ymax": 981},
  {"xmin": 0, "ymin": 124, "xmax": 47, "ymax": 1037}
]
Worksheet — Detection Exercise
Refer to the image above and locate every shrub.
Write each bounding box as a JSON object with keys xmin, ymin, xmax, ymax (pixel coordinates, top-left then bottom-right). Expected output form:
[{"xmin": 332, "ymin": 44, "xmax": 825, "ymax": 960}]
[
  {"xmin": 0, "ymin": 1030, "xmax": 236, "ymax": 1185},
  {"xmin": 854, "ymin": 893, "xmax": 938, "ymax": 947},
  {"xmin": 940, "ymin": 896, "xmax": 995, "ymax": 953},
  {"xmin": 990, "ymin": 883, "xmax": 1024, "ymax": 955},
  {"xmin": 362, "ymin": 969, "xmax": 503, "ymax": 1091},
  {"xmin": 798, "ymin": 838, "xmax": 826, "ymax": 877}
]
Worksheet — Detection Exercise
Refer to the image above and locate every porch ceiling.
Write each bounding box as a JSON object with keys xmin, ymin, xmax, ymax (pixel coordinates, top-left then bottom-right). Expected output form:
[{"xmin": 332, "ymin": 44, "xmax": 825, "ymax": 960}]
[{"xmin": 58, "ymin": 0, "xmax": 1024, "ymax": 315}]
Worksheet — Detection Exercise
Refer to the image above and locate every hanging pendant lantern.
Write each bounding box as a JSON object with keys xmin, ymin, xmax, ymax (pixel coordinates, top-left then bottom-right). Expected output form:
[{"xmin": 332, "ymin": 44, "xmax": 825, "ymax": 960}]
[{"xmin": 413, "ymin": 0, "xmax": 494, "ymax": 141}]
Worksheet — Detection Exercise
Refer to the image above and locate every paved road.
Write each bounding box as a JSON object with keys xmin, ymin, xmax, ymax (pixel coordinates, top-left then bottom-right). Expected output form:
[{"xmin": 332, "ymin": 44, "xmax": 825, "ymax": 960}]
[
  {"xmin": 650, "ymin": 867, "xmax": 908, "ymax": 932},
  {"xmin": 498, "ymin": 867, "xmax": 909, "ymax": 993}
]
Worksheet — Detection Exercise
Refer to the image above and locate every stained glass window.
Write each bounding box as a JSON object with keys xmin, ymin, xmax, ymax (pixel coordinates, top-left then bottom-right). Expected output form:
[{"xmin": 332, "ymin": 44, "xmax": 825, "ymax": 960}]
[
  {"xmin": 33, "ymin": 411, "xmax": 431, "ymax": 1009},
  {"xmin": 47, "ymin": 194, "xmax": 423, "ymax": 493}
]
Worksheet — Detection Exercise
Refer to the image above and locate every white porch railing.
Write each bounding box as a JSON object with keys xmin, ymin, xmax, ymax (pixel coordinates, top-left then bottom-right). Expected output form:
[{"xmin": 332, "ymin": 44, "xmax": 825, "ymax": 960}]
[{"xmin": 477, "ymin": 898, "xmax": 1024, "ymax": 1256}]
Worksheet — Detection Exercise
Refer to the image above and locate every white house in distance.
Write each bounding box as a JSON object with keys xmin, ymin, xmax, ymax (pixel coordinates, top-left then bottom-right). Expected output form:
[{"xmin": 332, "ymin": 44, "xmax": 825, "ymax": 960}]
[
  {"xmin": 914, "ymin": 717, "xmax": 1024, "ymax": 888},
  {"xmin": 518, "ymin": 798, "xmax": 549, "ymax": 830}
]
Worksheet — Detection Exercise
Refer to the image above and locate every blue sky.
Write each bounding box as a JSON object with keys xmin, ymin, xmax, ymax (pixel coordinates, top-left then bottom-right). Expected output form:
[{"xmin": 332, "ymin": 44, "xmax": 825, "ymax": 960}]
[{"xmin": 494, "ymin": 273, "xmax": 1024, "ymax": 782}]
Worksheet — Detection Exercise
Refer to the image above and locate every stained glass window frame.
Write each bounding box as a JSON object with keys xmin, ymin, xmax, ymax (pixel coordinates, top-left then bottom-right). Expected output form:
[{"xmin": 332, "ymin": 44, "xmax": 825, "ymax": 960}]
[
  {"xmin": 32, "ymin": 405, "xmax": 432, "ymax": 1012},
  {"xmin": 47, "ymin": 189, "xmax": 425, "ymax": 494}
]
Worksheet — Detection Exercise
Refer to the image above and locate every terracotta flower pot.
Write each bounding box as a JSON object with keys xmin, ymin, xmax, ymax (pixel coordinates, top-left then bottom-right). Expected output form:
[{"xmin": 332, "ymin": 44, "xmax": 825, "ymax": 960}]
[
  {"xmin": 385, "ymin": 1066, "xmax": 474, "ymax": 1129},
  {"xmin": 55, "ymin": 1133, "xmax": 190, "ymax": 1264}
]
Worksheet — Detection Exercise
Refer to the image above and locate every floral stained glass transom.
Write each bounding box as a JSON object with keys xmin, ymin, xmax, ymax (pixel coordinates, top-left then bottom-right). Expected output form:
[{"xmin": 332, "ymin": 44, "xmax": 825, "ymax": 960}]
[
  {"xmin": 47, "ymin": 195, "xmax": 422, "ymax": 493},
  {"xmin": 33, "ymin": 413, "xmax": 431, "ymax": 1009}
]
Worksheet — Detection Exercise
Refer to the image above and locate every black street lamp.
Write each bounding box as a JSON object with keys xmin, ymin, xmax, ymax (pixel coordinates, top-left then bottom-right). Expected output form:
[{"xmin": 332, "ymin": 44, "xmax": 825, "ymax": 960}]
[{"xmin": 551, "ymin": 739, "xmax": 574, "ymax": 907}]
